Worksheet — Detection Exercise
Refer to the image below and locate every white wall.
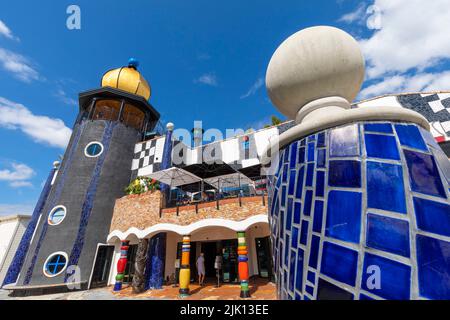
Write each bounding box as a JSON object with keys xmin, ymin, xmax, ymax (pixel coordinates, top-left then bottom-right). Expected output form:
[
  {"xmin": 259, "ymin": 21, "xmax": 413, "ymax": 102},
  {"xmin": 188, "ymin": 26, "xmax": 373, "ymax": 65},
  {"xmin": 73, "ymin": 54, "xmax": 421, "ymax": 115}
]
[{"xmin": 0, "ymin": 219, "xmax": 18, "ymax": 266}]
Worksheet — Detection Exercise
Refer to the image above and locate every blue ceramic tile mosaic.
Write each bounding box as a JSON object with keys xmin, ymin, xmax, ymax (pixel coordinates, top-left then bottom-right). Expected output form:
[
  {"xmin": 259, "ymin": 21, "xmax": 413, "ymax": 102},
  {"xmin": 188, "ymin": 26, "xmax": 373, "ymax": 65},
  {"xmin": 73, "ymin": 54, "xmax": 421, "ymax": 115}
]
[
  {"xmin": 269, "ymin": 121, "xmax": 450, "ymax": 300},
  {"xmin": 395, "ymin": 124, "xmax": 428, "ymax": 152},
  {"xmin": 361, "ymin": 253, "xmax": 411, "ymax": 300},
  {"xmin": 328, "ymin": 160, "xmax": 361, "ymax": 188},
  {"xmin": 365, "ymin": 134, "xmax": 400, "ymax": 160},
  {"xmin": 367, "ymin": 161, "xmax": 407, "ymax": 214},
  {"xmin": 321, "ymin": 242, "xmax": 358, "ymax": 286},
  {"xmin": 366, "ymin": 213, "xmax": 410, "ymax": 257},
  {"xmin": 414, "ymin": 197, "xmax": 450, "ymax": 237},
  {"xmin": 326, "ymin": 190, "xmax": 362, "ymax": 244},
  {"xmin": 404, "ymin": 149, "xmax": 447, "ymax": 198}
]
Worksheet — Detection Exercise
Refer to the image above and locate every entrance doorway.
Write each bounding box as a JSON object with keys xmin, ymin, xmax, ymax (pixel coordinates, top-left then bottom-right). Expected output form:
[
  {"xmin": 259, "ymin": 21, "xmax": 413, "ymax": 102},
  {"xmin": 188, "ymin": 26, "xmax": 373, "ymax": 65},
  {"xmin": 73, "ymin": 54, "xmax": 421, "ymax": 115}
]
[
  {"xmin": 90, "ymin": 245, "xmax": 114, "ymax": 288},
  {"xmin": 201, "ymin": 242, "xmax": 218, "ymax": 278},
  {"xmin": 255, "ymin": 237, "xmax": 273, "ymax": 280}
]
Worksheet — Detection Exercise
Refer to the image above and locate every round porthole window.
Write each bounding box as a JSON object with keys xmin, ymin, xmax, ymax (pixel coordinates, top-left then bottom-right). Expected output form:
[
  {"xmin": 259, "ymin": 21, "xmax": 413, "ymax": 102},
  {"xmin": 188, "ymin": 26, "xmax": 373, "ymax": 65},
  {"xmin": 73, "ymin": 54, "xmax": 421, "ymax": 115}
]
[
  {"xmin": 43, "ymin": 252, "xmax": 68, "ymax": 277},
  {"xmin": 48, "ymin": 206, "xmax": 66, "ymax": 226},
  {"xmin": 85, "ymin": 142, "xmax": 104, "ymax": 158}
]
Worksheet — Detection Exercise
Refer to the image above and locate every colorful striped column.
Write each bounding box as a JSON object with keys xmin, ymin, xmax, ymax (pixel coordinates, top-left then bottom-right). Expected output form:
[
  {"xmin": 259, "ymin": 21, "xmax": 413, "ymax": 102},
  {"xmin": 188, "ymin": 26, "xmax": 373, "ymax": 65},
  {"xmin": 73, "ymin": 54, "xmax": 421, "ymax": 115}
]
[
  {"xmin": 113, "ymin": 240, "xmax": 130, "ymax": 292},
  {"xmin": 237, "ymin": 231, "xmax": 251, "ymax": 298},
  {"xmin": 179, "ymin": 235, "xmax": 191, "ymax": 297}
]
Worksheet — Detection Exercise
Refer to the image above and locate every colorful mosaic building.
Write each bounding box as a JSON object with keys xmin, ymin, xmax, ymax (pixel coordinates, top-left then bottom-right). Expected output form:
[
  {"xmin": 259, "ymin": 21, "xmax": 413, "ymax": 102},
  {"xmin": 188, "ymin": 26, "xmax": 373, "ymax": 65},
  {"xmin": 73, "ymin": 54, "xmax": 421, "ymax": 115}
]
[{"xmin": 1, "ymin": 26, "xmax": 449, "ymax": 300}]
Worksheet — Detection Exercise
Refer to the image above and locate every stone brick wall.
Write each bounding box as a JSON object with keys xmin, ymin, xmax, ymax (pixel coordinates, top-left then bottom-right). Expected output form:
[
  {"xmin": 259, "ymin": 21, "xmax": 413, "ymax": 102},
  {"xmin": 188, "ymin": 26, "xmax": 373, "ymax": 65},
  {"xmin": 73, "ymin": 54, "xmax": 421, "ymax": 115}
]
[{"xmin": 110, "ymin": 190, "xmax": 268, "ymax": 233}]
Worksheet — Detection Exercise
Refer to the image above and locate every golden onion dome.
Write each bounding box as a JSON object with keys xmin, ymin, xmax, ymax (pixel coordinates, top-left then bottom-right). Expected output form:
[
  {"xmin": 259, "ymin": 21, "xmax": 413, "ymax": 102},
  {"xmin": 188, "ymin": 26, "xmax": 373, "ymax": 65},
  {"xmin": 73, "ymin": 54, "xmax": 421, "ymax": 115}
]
[{"xmin": 101, "ymin": 58, "xmax": 151, "ymax": 100}]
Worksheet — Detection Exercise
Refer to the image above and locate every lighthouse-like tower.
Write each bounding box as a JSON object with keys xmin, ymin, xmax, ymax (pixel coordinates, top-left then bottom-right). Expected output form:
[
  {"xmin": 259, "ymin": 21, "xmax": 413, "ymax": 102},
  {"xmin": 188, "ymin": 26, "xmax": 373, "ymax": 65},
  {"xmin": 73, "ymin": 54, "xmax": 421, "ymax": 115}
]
[
  {"xmin": 4, "ymin": 59, "xmax": 160, "ymax": 292},
  {"xmin": 265, "ymin": 27, "xmax": 450, "ymax": 300}
]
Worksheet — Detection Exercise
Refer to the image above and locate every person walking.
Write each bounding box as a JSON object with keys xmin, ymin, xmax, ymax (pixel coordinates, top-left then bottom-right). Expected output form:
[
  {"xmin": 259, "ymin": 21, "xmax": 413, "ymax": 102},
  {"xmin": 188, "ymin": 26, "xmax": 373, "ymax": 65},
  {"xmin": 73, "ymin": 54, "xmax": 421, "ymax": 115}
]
[{"xmin": 196, "ymin": 252, "xmax": 206, "ymax": 286}]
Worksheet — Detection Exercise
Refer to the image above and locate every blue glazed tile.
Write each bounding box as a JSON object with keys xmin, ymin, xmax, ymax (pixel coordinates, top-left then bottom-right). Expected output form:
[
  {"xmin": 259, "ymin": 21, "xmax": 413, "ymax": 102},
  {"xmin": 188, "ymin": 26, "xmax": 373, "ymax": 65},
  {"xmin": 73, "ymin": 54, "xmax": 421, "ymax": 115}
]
[
  {"xmin": 420, "ymin": 127, "xmax": 440, "ymax": 149},
  {"xmin": 291, "ymin": 226, "xmax": 299, "ymax": 248},
  {"xmin": 329, "ymin": 160, "xmax": 361, "ymax": 188},
  {"xmin": 283, "ymin": 147, "xmax": 290, "ymax": 163},
  {"xmin": 281, "ymin": 186, "xmax": 287, "ymax": 207},
  {"xmin": 364, "ymin": 123, "xmax": 393, "ymax": 134},
  {"xmin": 414, "ymin": 197, "xmax": 450, "ymax": 237},
  {"xmin": 298, "ymin": 147, "xmax": 305, "ymax": 164},
  {"xmin": 295, "ymin": 293, "xmax": 302, "ymax": 300},
  {"xmin": 367, "ymin": 161, "xmax": 407, "ymax": 214},
  {"xmin": 317, "ymin": 278, "xmax": 354, "ymax": 300},
  {"xmin": 282, "ymin": 164, "xmax": 288, "ymax": 183},
  {"xmin": 416, "ymin": 234, "xmax": 450, "ymax": 299},
  {"xmin": 300, "ymin": 220, "xmax": 309, "ymax": 245},
  {"xmin": 280, "ymin": 211, "xmax": 284, "ymax": 238},
  {"xmin": 329, "ymin": 124, "xmax": 359, "ymax": 157},
  {"xmin": 359, "ymin": 293, "xmax": 375, "ymax": 300},
  {"xmin": 365, "ymin": 134, "xmax": 400, "ymax": 160},
  {"xmin": 308, "ymin": 235, "xmax": 320, "ymax": 269},
  {"xmin": 290, "ymin": 142, "xmax": 298, "ymax": 168},
  {"xmin": 317, "ymin": 149, "xmax": 326, "ymax": 168},
  {"xmin": 326, "ymin": 190, "xmax": 362, "ymax": 244},
  {"xmin": 316, "ymin": 171, "xmax": 325, "ymax": 197},
  {"xmin": 295, "ymin": 248, "xmax": 304, "ymax": 292},
  {"xmin": 404, "ymin": 149, "xmax": 447, "ymax": 198},
  {"xmin": 304, "ymin": 295, "xmax": 310, "ymax": 301},
  {"xmin": 308, "ymin": 134, "xmax": 316, "ymax": 142},
  {"xmin": 289, "ymin": 250, "xmax": 296, "ymax": 292},
  {"xmin": 295, "ymin": 166, "xmax": 305, "ymax": 200},
  {"xmin": 284, "ymin": 234, "xmax": 290, "ymax": 267},
  {"xmin": 395, "ymin": 124, "xmax": 428, "ymax": 152},
  {"xmin": 286, "ymin": 198, "xmax": 293, "ymax": 231},
  {"xmin": 307, "ymin": 271, "xmax": 316, "ymax": 284},
  {"xmin": 366, "ymin": 213, "xmax": 410, "ymax": 257},
  {"xmin": 288, "ymin": 170, "xmax": 296, "ymax": 195},
  {"xmin": 321, "ymin": 242, "xmax": 358, "ymax": 286},
  {"xmin": 300, "ymin": 139, "xmax": 306, "ymax": 146},
  {"xmin": 317, "ymin": 132, "xmax": 326, "ymax": 147},
  {"xmin": 304, "ymin": 190, "xmax": 313, "ymax": 216},
  {"xmin": 362, "ymin": 252, "xmax": 411, "ymax": 300},
  {"xmin": 293, "ymin": 202, "xmax": 302, "ymax": 225},
  {"xmin": 306, "ymin": 163, "xmax": 314, "ymax": 187},
  {"xmin": 313, "ymin": 200, "xmax": 324, "ymax": 233},
  {"xmin": 307, "ymin": 142, "xmax": 315, "ymax": 162},
  {"xmin": 306, "ymin": 285, "xmax": 314, "ymax": 296}
]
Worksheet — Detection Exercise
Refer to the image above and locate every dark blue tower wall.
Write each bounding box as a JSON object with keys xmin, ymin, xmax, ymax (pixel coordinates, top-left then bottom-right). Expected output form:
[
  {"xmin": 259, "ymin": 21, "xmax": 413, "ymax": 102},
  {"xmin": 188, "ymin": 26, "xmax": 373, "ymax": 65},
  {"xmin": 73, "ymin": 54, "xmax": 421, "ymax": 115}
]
[{"xmin": 17, "ymin": 119, "xmax": 140, "ymax": 288}]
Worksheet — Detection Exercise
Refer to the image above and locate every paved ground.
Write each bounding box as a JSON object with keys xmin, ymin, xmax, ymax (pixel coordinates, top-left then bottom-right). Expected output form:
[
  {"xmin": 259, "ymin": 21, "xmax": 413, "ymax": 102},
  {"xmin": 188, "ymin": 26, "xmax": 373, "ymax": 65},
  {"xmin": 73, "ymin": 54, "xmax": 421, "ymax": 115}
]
[{"xmin": 0, "ymin": 279, "xmax": 276, "ymax": 300}]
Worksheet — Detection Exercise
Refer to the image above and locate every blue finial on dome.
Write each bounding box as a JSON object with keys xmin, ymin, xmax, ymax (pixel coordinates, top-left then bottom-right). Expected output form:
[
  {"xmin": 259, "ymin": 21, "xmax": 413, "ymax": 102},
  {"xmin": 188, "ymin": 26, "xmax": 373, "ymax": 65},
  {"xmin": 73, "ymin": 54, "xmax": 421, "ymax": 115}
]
[{"xmin": 128, "ymin": 58, "xmax": 139, "ymax": 69}]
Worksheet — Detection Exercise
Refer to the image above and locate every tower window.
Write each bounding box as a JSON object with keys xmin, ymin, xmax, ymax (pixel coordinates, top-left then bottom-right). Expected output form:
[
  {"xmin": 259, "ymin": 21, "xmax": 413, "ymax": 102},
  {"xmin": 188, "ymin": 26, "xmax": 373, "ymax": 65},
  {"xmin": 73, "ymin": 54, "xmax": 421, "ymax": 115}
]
[
  {"xmin": 91, "ymin": 99, "xmax": 121, "ymax": 121},
  {"xmin": 48, "ymin": 206, "xmax": 67, "ymax": 226},
  {"xmin": 121, "ymin": 103, "xmax": 145, "ymax": 131},
  {"xmin": 85, "ymin": 141, "xmax": 104, "ymax": 158},
  {"xmin": 43, "ymin": 252, "xmax": 68, "ymax": 277}
]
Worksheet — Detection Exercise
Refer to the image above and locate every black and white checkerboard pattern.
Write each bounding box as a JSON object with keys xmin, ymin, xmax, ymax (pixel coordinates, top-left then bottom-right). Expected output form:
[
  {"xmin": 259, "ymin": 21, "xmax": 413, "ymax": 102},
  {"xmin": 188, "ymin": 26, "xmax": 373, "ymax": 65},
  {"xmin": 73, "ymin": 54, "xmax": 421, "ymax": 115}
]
[{"xmin": 131, "ymin": 136, "xmax": 166, "ymax": 177}]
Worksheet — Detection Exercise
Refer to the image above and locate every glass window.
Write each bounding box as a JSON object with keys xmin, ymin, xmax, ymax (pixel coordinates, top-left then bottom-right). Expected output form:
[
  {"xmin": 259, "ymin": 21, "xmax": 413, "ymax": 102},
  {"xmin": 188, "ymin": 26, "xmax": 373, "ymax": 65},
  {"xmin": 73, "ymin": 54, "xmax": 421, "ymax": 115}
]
[
  {"xmin": 121, "ymin": 103, "xmax": 145, "ymax": 131},
  {"xmin": 43, "ymin": 252, "xmax": 68, "ymax": 277},
  {"xmin": 92, "ymin": 99, "xmax": 121, "ymax": 121},
  {"xmin": 85, "ymin": 142, "xmax": 104, "ymax": 158},
  {"xmin": 48, "ymin": 206, "xmax": 66, "ymax": 226}
]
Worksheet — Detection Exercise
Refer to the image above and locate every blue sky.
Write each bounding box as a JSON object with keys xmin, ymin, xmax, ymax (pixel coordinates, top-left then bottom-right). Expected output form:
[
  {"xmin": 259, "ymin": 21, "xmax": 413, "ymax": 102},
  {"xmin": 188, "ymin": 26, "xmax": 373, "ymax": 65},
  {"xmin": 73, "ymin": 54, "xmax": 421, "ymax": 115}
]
[{"xmin": 1, "ymin": 0, "xmax": 449, "ymax": 215}]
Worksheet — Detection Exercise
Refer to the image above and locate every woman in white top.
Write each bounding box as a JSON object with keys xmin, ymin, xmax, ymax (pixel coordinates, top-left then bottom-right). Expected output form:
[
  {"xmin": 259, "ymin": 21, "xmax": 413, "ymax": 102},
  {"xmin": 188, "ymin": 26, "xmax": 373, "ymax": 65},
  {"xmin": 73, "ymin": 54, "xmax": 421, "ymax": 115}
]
[{"xmin": 196, "ymin": 253, "xmax": 206, "ymax": 286}]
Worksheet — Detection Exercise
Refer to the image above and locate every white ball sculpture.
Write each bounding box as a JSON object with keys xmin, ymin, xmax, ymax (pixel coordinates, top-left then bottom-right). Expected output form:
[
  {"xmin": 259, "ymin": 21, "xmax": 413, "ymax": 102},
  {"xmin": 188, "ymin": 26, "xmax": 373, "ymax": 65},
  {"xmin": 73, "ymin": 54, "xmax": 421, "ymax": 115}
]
[{"xmin": 265, "ymin": 26, "xmax": 365, "ymax": 120}]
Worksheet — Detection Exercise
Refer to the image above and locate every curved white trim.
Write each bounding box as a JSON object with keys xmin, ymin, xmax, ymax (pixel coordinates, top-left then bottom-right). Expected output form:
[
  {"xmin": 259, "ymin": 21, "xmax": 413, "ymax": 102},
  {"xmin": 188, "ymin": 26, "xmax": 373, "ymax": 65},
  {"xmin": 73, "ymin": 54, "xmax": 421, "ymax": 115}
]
[
  {"xmin": 47, "ymin": 205, "xmax": 67, "ymax": 226},
  {"xmin": 42, "ymin": 251, "xmax": 68, "ymax": 278},
  {"xmin": 84, "ymin": 141, "xmax": 104, "ymax": 158},
  {"xmin": 107, "ymin": 214, "xmax": 269, "ymax": 243}
]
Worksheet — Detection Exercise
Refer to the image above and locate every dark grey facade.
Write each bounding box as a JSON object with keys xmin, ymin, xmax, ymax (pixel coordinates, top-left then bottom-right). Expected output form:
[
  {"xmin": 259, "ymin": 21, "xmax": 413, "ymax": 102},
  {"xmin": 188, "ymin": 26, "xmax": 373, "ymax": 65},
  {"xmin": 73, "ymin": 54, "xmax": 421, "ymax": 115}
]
[{"xmin": 11, "ymin": 87, "xmax": 159, "ymax": 292}]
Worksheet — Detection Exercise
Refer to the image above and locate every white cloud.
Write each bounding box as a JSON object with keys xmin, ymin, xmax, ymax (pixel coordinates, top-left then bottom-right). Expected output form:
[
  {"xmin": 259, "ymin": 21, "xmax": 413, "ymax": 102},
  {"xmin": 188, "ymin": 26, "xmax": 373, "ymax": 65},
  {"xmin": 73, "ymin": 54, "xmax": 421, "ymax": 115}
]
[
  {"xmin": 358, "ymin": 0, "xmax": 450, "ymax": 79},
  {"xmin": 195, "ymin": 73, "xmax": 218, "ymax": 86},
  {"xmin": 54, "ymin": 88, "xmax": 77, "ymax": 106},
  {"xmin": 360, "ymin": 70, "xmax": 450, "ymax": 99},
  {"xmin": 0, "ymin": 48, "xmax": 39, "ymax": 82},
  {"xmin": 338, "ymin": 3, "xmax": 367, "ymax": 24},
  {"xmin": 240, "ymin": 77, "xmax": 264, "ymax": 99},
  {"xmin": 0, "ymin": 162, "xmax": 35, "ymax": 188},
  {"xmin": 0, "ymin": 19, "xmax": 18, "ymax": 40},
  {"xmin": 0, "ymin": 203, "xmax": 33, "ymax": 216},
  {"xmin": 0, "ymin": 96, "xmax": 72, "ymax": 148}
]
